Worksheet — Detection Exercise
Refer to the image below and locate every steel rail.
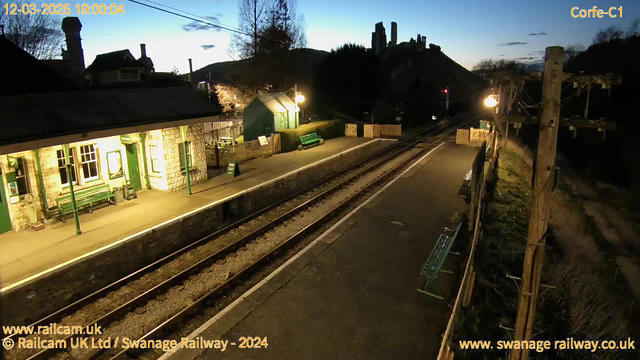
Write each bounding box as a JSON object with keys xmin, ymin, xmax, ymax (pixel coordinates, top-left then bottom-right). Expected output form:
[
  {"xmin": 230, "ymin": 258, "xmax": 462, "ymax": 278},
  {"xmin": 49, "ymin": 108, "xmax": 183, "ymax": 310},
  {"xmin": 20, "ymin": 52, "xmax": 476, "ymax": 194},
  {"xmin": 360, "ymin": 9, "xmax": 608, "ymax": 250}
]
[
  {"xmin": 107, "ymin": 116, "xmax": 476, "ymax": 360},
  {"xmin": 11, "ymin": 115, "xmax": 473, "ymax": 360}
]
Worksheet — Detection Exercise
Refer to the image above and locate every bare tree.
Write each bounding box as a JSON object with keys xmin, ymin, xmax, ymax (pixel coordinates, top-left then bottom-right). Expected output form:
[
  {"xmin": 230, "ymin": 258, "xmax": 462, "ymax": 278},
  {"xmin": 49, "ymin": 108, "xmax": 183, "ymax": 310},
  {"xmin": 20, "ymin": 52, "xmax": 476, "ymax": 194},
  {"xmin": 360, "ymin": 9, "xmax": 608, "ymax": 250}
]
[
  {"xmin": 564, "ymin": 43, "xmax": 585, "ymax": 65},
  {"xmin": 214, "ymin": 83, "xmax": 254, "ymax": 114},
  {"xmin": 0, "ymin": 1, "xmax": 64, "ymax": 59},
  {"xmin": 592, "ymin": 25, "xmax": 624, "ymax": 44},
  {"xmin": 229, "ymin": 0, "xmax": 270, "ymax": 60},
  {"xmin": 626, "ymin": 18, "xmax": 640, "ymax": 38},
  {"xmin": 228, "ymin": 0, "xmax": 306, "ymax": 60}
]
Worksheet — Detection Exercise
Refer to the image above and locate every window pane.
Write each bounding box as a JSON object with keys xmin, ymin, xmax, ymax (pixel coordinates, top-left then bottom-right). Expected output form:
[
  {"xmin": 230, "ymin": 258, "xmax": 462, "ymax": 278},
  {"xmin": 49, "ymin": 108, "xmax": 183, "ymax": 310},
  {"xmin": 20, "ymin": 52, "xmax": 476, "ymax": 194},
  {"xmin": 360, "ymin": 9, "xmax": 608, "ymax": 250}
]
[
  {"xmin": 59, "ymin": 168, "xmax": 68, "ymax": 185},
  {"xmin": 90, "ymin": 162, "xmax": 98, "ymax": 178},
  {"xmin": 178, "ymin": 143, "xmax": 185, "ymax": 170},
  {"xmin": 17, "ymin": 178, "xmax": 28, "ymax": 195}
]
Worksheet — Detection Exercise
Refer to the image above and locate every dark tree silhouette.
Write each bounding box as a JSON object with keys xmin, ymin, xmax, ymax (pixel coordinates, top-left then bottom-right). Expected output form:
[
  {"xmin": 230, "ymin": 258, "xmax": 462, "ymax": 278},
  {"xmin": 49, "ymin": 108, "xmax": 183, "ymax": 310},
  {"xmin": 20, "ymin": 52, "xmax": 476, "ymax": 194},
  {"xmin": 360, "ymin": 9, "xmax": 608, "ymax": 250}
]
[
  {"xmin": 314, "ymin": 44, "xmax": 385, "ymax": 120},
  {"xmin": 592, "ymin": 25, "xmax": 624, "ymax": 44},
  {"xmin": 0, "ymin": 1, "xmax": 64, "ymax": 59}
]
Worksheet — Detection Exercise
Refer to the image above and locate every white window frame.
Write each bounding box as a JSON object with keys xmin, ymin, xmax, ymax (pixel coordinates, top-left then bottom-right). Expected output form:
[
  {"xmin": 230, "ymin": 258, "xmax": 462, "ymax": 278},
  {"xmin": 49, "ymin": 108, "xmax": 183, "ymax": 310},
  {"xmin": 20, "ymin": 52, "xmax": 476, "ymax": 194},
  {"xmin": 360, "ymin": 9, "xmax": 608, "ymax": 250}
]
[
  {"xmin": 149, "ymin": 144, "xmax": 161, "ymax": 173},
  {"xmin": 57, "ymin": 148, "xmax": 77, "ymax": 187},
  {"xmin": 80, "ymin": 144, "xmax": 100, "ymax": 182}
]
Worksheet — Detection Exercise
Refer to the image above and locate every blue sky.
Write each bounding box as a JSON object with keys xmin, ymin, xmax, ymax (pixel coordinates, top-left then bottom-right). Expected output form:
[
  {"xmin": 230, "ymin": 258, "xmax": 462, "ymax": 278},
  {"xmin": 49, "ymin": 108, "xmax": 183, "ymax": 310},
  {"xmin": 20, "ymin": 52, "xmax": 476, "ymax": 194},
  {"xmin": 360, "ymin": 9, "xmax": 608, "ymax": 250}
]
[{"xmin": 24, "ymin": 0, "xmax": 640, "ymax": 73}]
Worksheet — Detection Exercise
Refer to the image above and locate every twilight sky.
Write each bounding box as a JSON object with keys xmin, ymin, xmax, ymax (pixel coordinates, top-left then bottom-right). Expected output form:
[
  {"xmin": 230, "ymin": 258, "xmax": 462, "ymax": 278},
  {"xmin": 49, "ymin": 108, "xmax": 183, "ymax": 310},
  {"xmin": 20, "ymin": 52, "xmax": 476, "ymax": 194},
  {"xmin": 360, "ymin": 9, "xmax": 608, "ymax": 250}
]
[{"xmin": 29, "ymin": 0, "xmax": 640, "ymax": 74}]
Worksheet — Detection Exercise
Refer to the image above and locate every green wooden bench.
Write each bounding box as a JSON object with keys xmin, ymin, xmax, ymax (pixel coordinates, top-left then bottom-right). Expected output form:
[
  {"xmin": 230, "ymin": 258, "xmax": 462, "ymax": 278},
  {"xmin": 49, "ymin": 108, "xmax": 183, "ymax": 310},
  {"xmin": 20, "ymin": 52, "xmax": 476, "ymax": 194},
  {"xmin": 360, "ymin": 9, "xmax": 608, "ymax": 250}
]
[
  {"xmin": 298, "ymin": 132, "xmax": 324, "ymax": 150},
  {"xmin": 417, "ymin": 222, "xmax": 462, "ymax": 299},
  {"xmin": 56, "ymin": 183, "xmax": 115, "ymax": 222}
]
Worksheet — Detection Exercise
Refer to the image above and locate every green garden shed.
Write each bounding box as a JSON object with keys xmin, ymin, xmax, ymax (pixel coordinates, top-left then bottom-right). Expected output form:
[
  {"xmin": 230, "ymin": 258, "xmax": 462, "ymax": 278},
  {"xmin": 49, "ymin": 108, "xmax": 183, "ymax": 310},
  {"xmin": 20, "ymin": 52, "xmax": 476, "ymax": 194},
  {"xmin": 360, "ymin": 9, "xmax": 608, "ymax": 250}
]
[{"xmin": 242, "ymin": 93, "xmax": 299, "ymax": 141}]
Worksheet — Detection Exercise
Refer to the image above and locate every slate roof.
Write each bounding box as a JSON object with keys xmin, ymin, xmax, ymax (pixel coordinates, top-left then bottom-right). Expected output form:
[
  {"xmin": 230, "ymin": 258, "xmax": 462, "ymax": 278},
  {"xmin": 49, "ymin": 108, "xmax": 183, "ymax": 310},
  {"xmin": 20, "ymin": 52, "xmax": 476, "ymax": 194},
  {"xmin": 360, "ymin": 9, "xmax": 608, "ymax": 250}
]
[
  {"xmin": 0, "ymin": 36, "xmax": 76, "ymax": 96},
  {"xmin": 254, "ymin": 93, "xmax": 297, "ymax": 113},
  {"xmin": 86, "ymin": 49, "xmax": 144, "ymax": 72},
  {"xmin": 0, "ymin": 86, "xmax": 221, "ymax": 147}
]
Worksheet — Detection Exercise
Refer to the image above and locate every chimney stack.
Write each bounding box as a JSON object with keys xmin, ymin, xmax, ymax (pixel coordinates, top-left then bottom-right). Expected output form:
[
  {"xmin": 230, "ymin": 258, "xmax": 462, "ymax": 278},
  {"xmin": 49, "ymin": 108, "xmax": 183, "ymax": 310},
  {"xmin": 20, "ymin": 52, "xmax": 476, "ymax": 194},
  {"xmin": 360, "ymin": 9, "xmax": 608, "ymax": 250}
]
[
  {"xmin": 391, "ymin": 21, "xmax": 397, "ymax": 47},
  {"xmin": 61, "ymin": 17, "xmax": 85, "ymax": 82},
  {"xmin": 188, "ymin": 58, "xmax": 193, "ymax": 84},
  {"xmin": 140, "ymin": 43, "xmax": 147, "ymax": 58}
]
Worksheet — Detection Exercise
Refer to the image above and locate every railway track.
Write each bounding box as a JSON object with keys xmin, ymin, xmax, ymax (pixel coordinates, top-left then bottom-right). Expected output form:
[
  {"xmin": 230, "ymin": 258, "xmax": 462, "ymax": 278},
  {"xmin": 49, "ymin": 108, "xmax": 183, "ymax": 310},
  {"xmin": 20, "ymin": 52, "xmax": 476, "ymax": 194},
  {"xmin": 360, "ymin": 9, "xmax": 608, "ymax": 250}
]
[{"xmin": 2, "ymin": 115, "xmax": 476, "ymax": 360}]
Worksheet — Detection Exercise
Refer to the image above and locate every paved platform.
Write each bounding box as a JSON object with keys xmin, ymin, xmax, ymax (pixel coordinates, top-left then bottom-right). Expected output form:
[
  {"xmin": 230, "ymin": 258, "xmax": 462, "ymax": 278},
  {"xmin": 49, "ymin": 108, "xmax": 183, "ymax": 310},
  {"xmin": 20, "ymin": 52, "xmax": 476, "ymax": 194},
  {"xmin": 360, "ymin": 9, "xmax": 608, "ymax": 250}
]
[
  {"xmin": 168, "ymin": 142, "xmax": 479, "ymax": 360},
  {"xmin": 0, "ymin": 137, "xmax": 378, "ymax": 290}
]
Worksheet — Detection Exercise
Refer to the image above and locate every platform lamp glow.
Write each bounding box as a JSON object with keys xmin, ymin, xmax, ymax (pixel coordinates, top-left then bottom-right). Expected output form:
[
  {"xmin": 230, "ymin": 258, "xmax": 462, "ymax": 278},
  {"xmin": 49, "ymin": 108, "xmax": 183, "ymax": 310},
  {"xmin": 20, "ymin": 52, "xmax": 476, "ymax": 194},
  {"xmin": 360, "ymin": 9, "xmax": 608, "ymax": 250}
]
[
  {"xmin": 293, "ymin": 83, "xmax": 305, "ymax": 128},
  {"xmin": 484, "ymin": 95, "xmax": 498, "ymax": 108}
]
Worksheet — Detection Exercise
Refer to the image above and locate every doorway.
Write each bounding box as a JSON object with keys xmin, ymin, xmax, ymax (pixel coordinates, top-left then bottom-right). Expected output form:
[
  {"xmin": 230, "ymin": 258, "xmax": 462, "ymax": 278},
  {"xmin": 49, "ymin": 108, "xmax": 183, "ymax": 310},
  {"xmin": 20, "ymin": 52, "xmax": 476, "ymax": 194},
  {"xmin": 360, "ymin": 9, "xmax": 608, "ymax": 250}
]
[
  {"xmin": 125, "ymin": 144, "xmax": 142, "ymax": 192},
  {"xmin": 0, "ymin": 169, "xmax": 13, "ymax": 234}
]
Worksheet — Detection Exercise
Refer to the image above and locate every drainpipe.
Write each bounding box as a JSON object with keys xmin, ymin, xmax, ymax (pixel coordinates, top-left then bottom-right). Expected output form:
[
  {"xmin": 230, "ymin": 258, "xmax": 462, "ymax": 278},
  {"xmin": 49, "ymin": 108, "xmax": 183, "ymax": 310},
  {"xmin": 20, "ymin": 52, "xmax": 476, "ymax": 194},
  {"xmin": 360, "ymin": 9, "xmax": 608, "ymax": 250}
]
[
  {"xmin": 180, "ymin": 126, "xmax": 192, "ymax": 195},
  {"xmin": 33, "ymin": 149, "xmax": 50, "ymax": 218},
  {"xmin": 63, "ymin": 144, "xmax": 81, "ymax": 235},
  {"xmin": 139, "ymin": 132, "xmax": 151, "ymax": 190}
]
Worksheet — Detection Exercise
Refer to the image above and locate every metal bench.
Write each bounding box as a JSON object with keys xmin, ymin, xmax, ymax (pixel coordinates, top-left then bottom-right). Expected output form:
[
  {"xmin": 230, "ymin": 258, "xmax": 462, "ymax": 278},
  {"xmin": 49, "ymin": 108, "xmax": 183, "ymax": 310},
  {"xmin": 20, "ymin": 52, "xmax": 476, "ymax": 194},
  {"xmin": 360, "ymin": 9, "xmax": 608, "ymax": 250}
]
[
  {"xmin": 417, "ymin": 222, "xmax": 462, "ymax": 299},
  {"xmin": 56, "ymin": 183, "xmax": 115, "ymax": 222},
  {"xmin": 457, "ymin": 167, "xmax": 473, "ymax": 196},
  {"xmin": 298, "ymin": 132, "xmax": 323, "ymax": 150}
]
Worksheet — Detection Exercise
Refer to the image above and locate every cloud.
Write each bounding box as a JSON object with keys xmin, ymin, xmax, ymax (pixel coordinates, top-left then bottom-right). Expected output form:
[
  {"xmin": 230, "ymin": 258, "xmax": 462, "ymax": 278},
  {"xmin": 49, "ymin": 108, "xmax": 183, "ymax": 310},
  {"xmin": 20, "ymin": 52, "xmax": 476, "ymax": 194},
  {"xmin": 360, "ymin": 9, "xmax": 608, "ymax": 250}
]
[
  {"xmin": 515, "ymin": 56, "xmax": 536, "ymax": 60},
  {"xmin": 498, "ymin": 41, "xmax": 529, "ymax": 46},
  {"xmin": 201, "ymin": 44, "xmax": 216, "ymax": 50},
  {"xmin": 528, "ymin": 32, "xmax": 548, "ymax": 36},
  {"xmin": 499, "ymin": 54, "xmax": 506, "ymax": 56},
  {"xmin": 182, "ymin": 16, "xmax": 221, "ymax": 32}
]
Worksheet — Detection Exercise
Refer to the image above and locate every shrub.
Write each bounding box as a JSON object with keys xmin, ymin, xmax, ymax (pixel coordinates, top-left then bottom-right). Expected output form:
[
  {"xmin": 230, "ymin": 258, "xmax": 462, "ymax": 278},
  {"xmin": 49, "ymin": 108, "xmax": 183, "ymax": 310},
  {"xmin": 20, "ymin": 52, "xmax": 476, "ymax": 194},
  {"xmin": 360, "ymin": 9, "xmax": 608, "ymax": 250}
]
[{"xmin": 277, "ymin": 119, "xmax": 345, "ymax": 152}]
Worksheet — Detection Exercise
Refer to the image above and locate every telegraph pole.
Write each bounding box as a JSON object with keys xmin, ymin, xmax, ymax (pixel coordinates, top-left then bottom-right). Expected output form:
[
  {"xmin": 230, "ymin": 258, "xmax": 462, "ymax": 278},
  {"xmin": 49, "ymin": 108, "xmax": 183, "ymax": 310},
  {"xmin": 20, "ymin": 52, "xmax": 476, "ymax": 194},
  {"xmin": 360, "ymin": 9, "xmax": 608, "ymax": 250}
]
[{"xmin": 511, "ymin": 46, "xmax": 564, "ymax": 360}]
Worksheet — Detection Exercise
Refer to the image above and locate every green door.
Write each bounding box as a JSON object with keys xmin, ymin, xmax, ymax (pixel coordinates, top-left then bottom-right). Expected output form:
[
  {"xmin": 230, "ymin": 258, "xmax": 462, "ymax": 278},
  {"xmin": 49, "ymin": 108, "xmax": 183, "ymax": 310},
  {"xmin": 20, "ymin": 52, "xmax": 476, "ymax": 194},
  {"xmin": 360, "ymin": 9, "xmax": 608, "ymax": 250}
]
[
  {"xmin": 125, "ymin": 144, "xmax": 142, "ymax": 191},
  {"xmin": 0, "ymin": 169, "xmax": 13, "ymax": 234}
]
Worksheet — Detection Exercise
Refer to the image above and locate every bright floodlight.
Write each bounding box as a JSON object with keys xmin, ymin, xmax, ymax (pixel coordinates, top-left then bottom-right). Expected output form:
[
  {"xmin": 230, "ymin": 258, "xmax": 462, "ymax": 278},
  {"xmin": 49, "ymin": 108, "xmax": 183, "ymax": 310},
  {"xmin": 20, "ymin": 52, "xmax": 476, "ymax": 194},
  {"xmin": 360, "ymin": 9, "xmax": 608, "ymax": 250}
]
[
  {"xmin": 296, "ymin": 94, "xmax": 305, "ymax": 103},
  {"xmin": 484, "ymin": 96, "xmax": 498, "ymax": 108}
]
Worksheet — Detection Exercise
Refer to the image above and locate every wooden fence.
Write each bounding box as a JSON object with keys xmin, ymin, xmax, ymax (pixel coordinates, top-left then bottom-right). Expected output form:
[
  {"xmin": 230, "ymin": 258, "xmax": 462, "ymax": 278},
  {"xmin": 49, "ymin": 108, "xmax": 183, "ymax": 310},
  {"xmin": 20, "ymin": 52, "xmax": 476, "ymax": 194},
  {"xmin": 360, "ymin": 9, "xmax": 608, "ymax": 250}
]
[
  {"xmin": 345, "ymin": 123, "xmax": 357, "ymax": 137},
  {"xmin": 437, "ymin": 130, "xmax": 499, "ymax": 360},
  {"xmin": 205, "ymin": 134, "xmax": 280, "ymax": 177},
  {"xmin": 456, "ymin": 129, "xmax": 470, "ymax": 145},
  {"xmin": 470, "ymin": 127, "xmax": 491, "ymax": 143},
  {"xmin": 456, "ymin": 127, "xmax": 491, "ymax": 145},
  {"xmin": 363, "ymin": 124, "xmax": 402, "ymax": 138}
]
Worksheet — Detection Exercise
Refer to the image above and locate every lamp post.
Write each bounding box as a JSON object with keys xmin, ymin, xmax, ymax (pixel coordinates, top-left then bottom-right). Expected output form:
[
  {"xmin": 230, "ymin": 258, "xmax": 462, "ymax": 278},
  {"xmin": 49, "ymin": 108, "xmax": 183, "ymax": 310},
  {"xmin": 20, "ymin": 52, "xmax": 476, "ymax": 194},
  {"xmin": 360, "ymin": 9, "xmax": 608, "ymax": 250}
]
[
  {"xmin": 63, "ymin": 144, "xmax": 81, "ymax": 235},
  {"xmin": 292, "ymin": 83, "xmax": 305, "ymax": 128}
]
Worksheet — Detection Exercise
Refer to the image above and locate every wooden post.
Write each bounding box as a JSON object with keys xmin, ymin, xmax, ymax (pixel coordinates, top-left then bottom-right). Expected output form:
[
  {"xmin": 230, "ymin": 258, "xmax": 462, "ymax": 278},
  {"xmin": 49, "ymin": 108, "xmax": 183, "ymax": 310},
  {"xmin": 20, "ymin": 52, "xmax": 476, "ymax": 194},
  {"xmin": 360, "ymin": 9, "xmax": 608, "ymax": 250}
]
[
  {"xmin": 463, "ymin": 269, "xmax": 476, "ymax": 307},
  {"xmin": 583, "ymin": 81, "xmax": 591, "ymax": 119},
  {"xmin": 511, "ymin": 46, "xmax": 563, "ymax": 360}
]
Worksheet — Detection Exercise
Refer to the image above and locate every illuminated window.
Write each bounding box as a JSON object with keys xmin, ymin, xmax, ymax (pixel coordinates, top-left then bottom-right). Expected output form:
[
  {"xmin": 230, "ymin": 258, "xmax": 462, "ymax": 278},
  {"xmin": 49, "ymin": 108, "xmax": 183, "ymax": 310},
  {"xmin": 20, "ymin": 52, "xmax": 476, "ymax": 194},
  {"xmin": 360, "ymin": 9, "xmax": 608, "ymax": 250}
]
[
  {"xmin": 80, "ymin": 144, "xmax": 99, "ymax": 181},
  {"xmin": 149, "ymin": 144, "xmax": 161, "ymax": 173},
  {"xmin": 57, "ymin": 149, "xmax": 77, "ymax": 186},
  {"xmin": 178, "ymin": 142, "xmax": 192, "ymax": 171},
  {"xmin": 15, "ymin": 157, "xmax": 30, "ymax": 195}
]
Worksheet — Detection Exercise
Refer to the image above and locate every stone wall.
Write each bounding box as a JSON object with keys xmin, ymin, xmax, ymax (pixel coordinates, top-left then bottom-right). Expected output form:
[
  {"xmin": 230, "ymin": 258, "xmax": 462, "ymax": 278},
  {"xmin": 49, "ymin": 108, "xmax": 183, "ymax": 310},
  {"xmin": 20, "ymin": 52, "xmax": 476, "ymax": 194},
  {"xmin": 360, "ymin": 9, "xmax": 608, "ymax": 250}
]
[
  {"xmin": 0, "ymin": 139, "xmax": 393, "ymax": 326},
  {"xmin": 162, "ymin": 125, "xmax": 207, "ymax": 191}
]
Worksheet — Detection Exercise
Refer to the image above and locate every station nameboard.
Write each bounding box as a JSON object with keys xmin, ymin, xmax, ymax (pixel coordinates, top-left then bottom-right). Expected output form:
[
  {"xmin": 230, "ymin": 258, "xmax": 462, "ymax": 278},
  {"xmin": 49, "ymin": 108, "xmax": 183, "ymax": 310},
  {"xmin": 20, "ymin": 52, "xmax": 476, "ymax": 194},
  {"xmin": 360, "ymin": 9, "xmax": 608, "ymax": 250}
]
[{"xmin": 120, "ymin": 135, "xmax": 135, "ymax": 144}]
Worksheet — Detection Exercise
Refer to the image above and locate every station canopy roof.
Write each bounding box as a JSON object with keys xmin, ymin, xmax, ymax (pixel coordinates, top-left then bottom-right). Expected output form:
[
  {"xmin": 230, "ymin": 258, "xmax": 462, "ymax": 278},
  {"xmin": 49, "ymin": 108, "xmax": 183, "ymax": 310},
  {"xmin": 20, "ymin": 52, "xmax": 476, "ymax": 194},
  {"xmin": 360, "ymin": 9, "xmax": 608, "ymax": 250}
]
[{"xmin": 0, "ymin": 86, "xmax": 221, "ymax": 150}]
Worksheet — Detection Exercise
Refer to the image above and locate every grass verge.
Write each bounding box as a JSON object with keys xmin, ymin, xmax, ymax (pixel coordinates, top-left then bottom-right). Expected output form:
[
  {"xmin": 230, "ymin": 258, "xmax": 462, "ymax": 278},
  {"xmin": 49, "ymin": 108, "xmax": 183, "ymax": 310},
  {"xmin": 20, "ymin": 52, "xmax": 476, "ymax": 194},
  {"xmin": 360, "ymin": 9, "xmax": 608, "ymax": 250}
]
[{"xmin": 452, "ymin": 141, "xmax": 635, "ymax": 360}]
